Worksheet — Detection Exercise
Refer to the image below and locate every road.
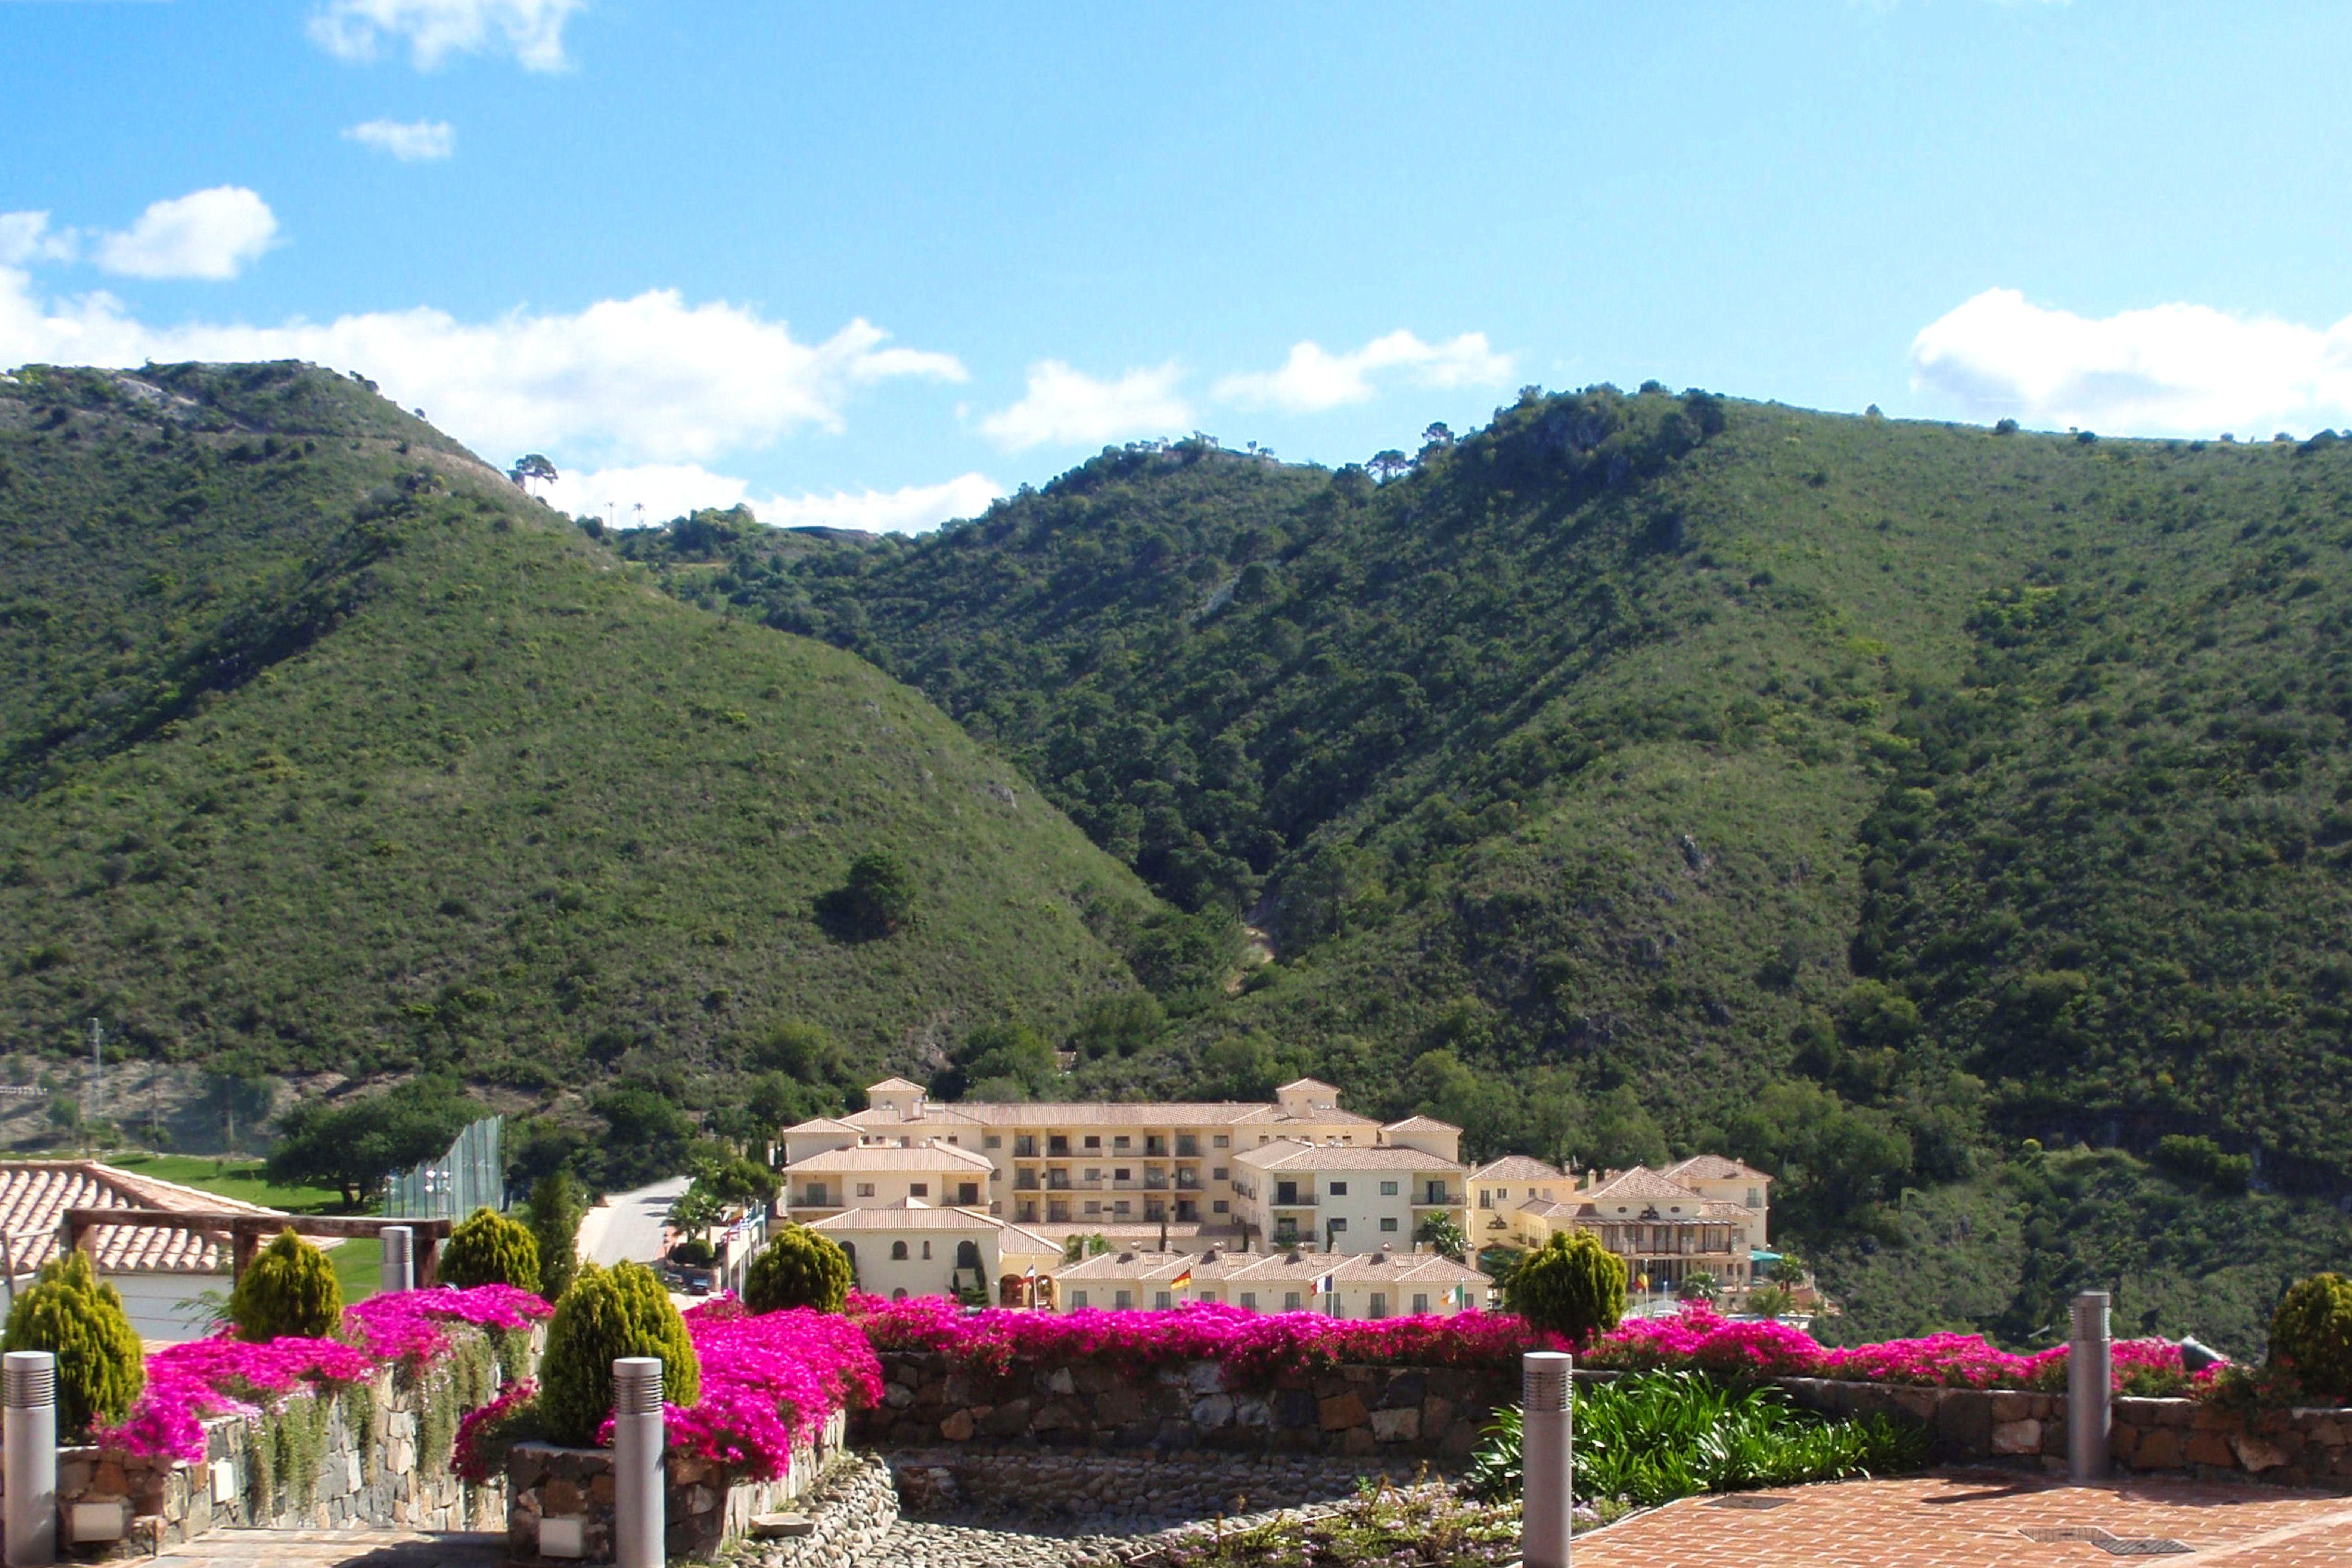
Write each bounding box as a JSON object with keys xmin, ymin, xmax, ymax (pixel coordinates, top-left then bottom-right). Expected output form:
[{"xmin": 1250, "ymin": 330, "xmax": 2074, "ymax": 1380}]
[{"xmin": 579, "ymin": 1175, "xmax": 689, "ymax": 1267}]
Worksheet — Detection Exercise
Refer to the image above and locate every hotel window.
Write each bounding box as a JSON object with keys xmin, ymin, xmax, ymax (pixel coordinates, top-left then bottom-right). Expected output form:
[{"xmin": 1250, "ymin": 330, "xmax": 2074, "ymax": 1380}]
[
  {"xmin": 1072, "ymin": 1291, "xmax": 1090, "ymax": 1309},
  {"xmin": 1115, "ymin": 1290, "xmax": 1132, "ymax": 1309},
  {"xmin": 891, "ymin": 1241, "xmax": 908, "ymax": 1260},
  {"xmin": 1114, "ymin": 1136, "xmax": 1131, "ymax": 1151},
  {"xmin": 1380, "ymin": 1181, "xmax": 1398, "ymax": 1196},
  {"xmin": 1283, "ymin": 1292, "xmax": 1302, "ymax": 1311},
  {"xmin": 909, "ymin": 1183, "xmax": 928, "ymax": 1197},
  {"xmin": 1197, "ymin": 1290, "xmax": 1217, "ymax": 1304},
  {"xmin": 921, "ymin": 1240, "xmax": 932, "ymax": 1259},
  {"xmin": 1479, "ymin": 1190, "xmax": 1492, "ymax": 1209},
  {"xmin": 1212, "ymin": 1168, "xmax": 1228, "ymax": 1181},
  {"xmin": 1329, "ymin": 1181, "xmax": 1348, "ymax": 1197},
  {"xmin": 1211, "ymin": 1200, "xmax": 1228, "ymax": 1214},
  {"xmin": 1380, "ymin": 1217, "xmax": 1399, "ymax": 1233},
  {"xmin": 1411, "ymin": 1293, "xmax": 1430, "ymax": 1314},
  {"xmin": 1747, "ymin": 1187, "xmax": 1761, "ymax": 1207},
  {"xmin": 1329, "ymin": 1218, "xmax": 1347, "ymax": 1233},
  {"xmin": 1086, "ymin": 1168, "xmax": 1102, "ymax": 1181},
  {"xmin": 1115, "ymin": 1168, "xmax": 1131, "ymax": 1181},
  {"xmin": 1213, "ymin": 1135, "xmax": 1229, "ymax": 1148},
  {"xmin": 984, "ymin": 1136, "xmax": 1002, "ymax": 1149},
  {"xmin": 1153, "ymin": 1291, "xmax": 1172, "ymax": 1310},
  {"xmin": 1084, "ymin": 1201, "xmax": 1101, "ymax": 1216},
  {"xmin": 857, "ymin": 1183, "xmax": 876, "ymax": 1198},
  {"xmin": 1239, "ymin": 1292, "xmax": 1258, "ymax": 1310},
  {"xmin": 1368, "ymin": 1293, "xmax": 1388, "ymax": 1319},
  {"xmin": 1085, "ymin": 1135, "xmax": 1101, "ymax": 1149},
  {"xmin": 1114, "ymin": 1200, "xmax": 1131, "ymax": 1215}
]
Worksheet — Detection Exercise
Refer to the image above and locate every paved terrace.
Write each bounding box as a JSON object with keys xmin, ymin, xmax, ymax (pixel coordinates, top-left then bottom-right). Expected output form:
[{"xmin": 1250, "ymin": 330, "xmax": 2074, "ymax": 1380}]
[{"xmin": 1574, "ymin": 1471, "xmax": 2352, "ymax": 1568}]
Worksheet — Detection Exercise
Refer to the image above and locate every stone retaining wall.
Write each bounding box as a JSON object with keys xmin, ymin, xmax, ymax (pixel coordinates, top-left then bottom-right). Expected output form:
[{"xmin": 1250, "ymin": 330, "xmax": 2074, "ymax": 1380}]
[
  {"xmin": 721, "ymin": 1453, "xmax": 898, "ymax": 1568},
  {"xmin": 49, "ymin": 1324, "xmax": 519, "ymax": 1556},
  {"xmin": 884, "ymin": 1446, "xmax": 1396, "ymax": 1522},
  {"xmin": 506, "ymin": 1408, "xmax": 847, "ymax": 1564},
  {"xmin": 854, "ymin": 1351, "xmax": 1510, "ymax": 1460}
]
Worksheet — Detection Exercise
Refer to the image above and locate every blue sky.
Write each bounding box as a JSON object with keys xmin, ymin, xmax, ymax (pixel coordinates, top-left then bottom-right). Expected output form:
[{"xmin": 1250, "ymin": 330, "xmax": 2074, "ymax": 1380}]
[{"xmin": 5, "ymin": 1, "xmax": 2352, "ymax": 531}]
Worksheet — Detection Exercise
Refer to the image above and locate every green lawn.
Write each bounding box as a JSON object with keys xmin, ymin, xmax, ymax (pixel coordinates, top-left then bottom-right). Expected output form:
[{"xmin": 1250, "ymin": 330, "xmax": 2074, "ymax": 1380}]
[{"xmin": 103, "ymin": 1151, "xmax": 356, "ymax": 1214}]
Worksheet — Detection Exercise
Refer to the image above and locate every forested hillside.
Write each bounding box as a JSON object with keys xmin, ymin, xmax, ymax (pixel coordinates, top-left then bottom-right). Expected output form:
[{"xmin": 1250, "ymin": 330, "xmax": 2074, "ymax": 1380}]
[
  {"xmin": 625, "ymin": 387, "xmax": 2352, "ymax": 1351},
  {"xmin": 0, "ymin": 363, "xmax": 1153, "ymax": 1127}
]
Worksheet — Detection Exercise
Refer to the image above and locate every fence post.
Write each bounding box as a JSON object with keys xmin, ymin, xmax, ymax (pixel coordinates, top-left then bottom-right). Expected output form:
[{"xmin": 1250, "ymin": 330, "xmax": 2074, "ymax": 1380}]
[
  {"xmin": 380, "ymin": 1225, "xmax": 414, "ymax": 1295},
  {"xmin": 4, "ymin": 1349, "xmax": 57, "ymax": 1567},
  {"xmin": 613, "ymin": 1357, "xmax": 665, "ymax": 1568},
  {"xmin": 2069, "ymin": 1290, "xmax": 2112, "ymax": 1483},
  {"xmin": 1522, "ymin": 1350, "xmax": 1573, "ymax": 1568}
]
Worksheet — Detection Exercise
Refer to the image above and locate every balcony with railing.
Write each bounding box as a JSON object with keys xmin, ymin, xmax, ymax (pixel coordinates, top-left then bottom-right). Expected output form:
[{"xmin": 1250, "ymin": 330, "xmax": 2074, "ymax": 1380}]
[
  {"xmin": 1412, "ymin": 1187, "xmax": 1462, "ymax": 1207},
  {"xmin": 1174, "ymin": 1172, "xmax": 1201, "ymax": 1191},
  {"xmin": 1014, "ymin": 1172, "xmax": 1040, "ymax": 1191},
  {"xmin": 1015, "ymin": 1137, "xmax": 1038, "ymax": 1158},
  {"xmin": 1175, "ymin": 1136, "xmax": 1199, "ymax": 1158},
  {"xmin": 1272, "ymin": 1185, "xmax": 1317, "ymax": 1208}
]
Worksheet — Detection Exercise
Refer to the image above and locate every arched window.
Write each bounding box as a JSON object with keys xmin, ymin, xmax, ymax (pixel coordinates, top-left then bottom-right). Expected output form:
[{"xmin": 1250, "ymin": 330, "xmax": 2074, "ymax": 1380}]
[
  {"xmin": 921, "ymin": 1239, "xmax": 932, "ymax": 1260},
  {"xmin": 891, "ymin": 1240, "xmax": 909, "ymax": 1260},
  {"xmin": 955, "ymin": 1239, "xmax": 980, "ymax": 1271},
  {"xmin": 891, "ymin": 1287, "xmax": 907, "ymax": 1300}
]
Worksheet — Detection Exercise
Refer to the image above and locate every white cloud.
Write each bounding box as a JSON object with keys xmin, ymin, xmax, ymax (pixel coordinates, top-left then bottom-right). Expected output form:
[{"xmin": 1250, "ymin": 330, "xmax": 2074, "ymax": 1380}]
[
  {"xmin": 979, "ymin": 360, "xmax": 1191, "ymax": 451},
  {"xmin": 542, "ymin": 463, "xmax": 1002, "ymax": 536},
  {"xmin": 344, "ymin": 118, "xmax": 456, "ymax": 161},
  {"xmin": 310, "ymin": 0, "xmax": 582, "ymax": 71},
  {"xmin": 0, "ymin": 213, "xmax": 77, "ymax": 268},
  {"xmin": 1911, "ymin": 287, "xmax": 2352, "ymax": 437},
  {"xmin": 0, "ymin": 270, "xmax": 966, "ymax": 467},
  {"xmin": 93, "ymin": 187, "xmax": 278, "ymax": 281},
  {"xmin": 1215, "ymin": 329, "xmax": 1514, "ymax": 413}
]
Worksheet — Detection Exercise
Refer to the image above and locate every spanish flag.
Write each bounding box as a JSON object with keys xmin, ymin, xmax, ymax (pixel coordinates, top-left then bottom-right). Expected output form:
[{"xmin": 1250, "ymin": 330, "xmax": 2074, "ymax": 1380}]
[{"xmin": 1169, "ymin": 1264, "xmax": 1194, "ymax": 1290}]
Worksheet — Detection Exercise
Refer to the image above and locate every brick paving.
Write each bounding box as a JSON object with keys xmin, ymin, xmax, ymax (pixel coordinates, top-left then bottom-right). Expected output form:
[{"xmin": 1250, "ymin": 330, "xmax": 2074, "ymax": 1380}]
[
  {"xmin": 143, "ymin": 1528, "xmax": 506, "ymax": 1567},
  {"xmin": 1571, "ymin": 1471, "xmax": 2352, "ymax": 1567}
]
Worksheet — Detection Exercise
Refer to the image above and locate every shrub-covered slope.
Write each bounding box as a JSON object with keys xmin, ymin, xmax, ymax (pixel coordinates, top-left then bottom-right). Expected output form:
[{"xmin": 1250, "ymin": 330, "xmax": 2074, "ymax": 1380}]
[
  {"xmin": 0, "ymin": 363, "xmax": 1151, "ymax": 1093},
  {"xmin": 626, "ymin": 390, "xmax": 2352, "ymax": 1345}
]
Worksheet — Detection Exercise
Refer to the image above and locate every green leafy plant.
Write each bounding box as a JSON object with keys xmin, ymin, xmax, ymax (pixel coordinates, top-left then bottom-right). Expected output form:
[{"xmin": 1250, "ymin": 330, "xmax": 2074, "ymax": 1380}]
[
  {"xmin": 439, "ymin": 1206, "xmax": 542, "ymax": 1291},
  {"xmin": 1416, "ymin": 1213, "xmax": 1469, "ymax": 1263},
  {"xmin": 0, "ymin": 1250, "xmax": 145, "ymax": 1438},
  {"xmin": 743, "ymin": 1225, "xmax": 854, "ymax": 1315},
  {"xmin": 1463, "ymin": 1370, "xmax": 1930, "ymax": 1508},
  {"xmin": 1503, "ymin": 1230, "xmax": 1626, "ymax": 1343},
  {"xmin": 537, "ymin": 1261, "xmax": 699, "ymax": 1445},
  {"xmin": 2269, "ymin": 1273, "xmax": 2352, "ymax": 1400},
  {"xmin": 229, "ymin": 1229, "xmax": 344, "ymax": 1342},
  {"xmin": 525, "ymin": 1173, "xmax": 587, "ymax": 1301}
]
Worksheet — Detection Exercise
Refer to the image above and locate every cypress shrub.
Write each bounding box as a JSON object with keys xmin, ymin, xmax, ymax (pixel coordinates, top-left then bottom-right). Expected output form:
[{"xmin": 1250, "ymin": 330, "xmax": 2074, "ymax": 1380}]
[
  {"xmin": 2270, "ymin": 1273, "xmax": 2352, "ymax": 1399},
  {"xmin": 1, "ymin": 1250, "xmax": 144, "ymax": 1438},
  {"xmin": 1503, "ymin": 1229, "xmax": 1628, "ymax": 1344},
  {"xmin": 743, "ymin": 1225, "xmax": 853, "ymax": 1315},
  {"xmin": 526, "ymin": 1173, "xmax": 587, "ymax": 1301},
  {"xmin": 537, "ymin": 1261, "xmax": 699, "ymax": 1445},
  {"xmin": 440, "ymin": 1207, "xmax": 542, "ymax": 1292},
  {"xmin": 230, "ymin": 1228, "xmax": 344, "ymax": 1341}
]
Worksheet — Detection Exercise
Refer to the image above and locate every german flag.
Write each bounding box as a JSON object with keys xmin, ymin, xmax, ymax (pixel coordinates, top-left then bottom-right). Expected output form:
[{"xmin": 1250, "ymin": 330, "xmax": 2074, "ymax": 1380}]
[{"xmin": 1169, "ymin": 1264, "xmax": 1194, "ymax": 1290}]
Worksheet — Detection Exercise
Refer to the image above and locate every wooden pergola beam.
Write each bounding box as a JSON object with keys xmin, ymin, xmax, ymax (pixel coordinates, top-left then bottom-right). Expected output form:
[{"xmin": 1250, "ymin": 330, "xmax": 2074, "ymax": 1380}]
[{"xmin": 60, "ymin": 1209, "xmax": 454, "ymax": 1284}]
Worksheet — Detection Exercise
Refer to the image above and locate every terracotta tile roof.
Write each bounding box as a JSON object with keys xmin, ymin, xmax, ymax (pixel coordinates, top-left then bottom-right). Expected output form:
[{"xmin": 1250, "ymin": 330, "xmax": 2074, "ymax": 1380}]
[
  {"xmin": 807, "ymin": 1202, "xmax": 1060, "ymax": 1256},
  {"xmin": 1051, "ymin": 1243, "xmax": 1488, "ymax": 1292},
  {"xmin": 0, "ymin": 1160, "xmax": 285, "ymax": 1276},
  {"xmin": 866, "ymin": 1077, "xmax": 926, "ymax": 1092},
  {"xmin": 781, "ymin": 1116, "xmax": 863, "ymax": 1136},
  {"xmin": 1470, "ymin": 1155, "xmax": 1568, "ymax": 1183},
  {"xmin": 1233, "ymin": 1140, "xmax": 1464, "ymax": 1172},
  {"xmin": 1662, "ymin": 1155, "xmax": 1774, "ymax": 1185},
  {"xmin": 1380, "ymin": 1116, "xmax": 1462, "ymax": 1134},
  {"xmin": 1582, "ymin": 1166, "xmax": 1711, "ymax": 1204},
  {"xmin": 1277, "ymin": 1078, "xmax": 1340, "ymax": 1094},
  {"xmin": 1517, "ymin": 1198, "xmax": 1569, "ymax": 1218},
  {"xmin": 781, "ymin": 1141, "xmax": 995, "ymax": 1174}
]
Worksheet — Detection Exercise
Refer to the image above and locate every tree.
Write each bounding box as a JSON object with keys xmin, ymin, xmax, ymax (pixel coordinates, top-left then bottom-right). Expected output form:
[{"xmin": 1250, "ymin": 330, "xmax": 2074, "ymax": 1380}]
[
  {"xmin": 267, "ymin": 1079, "xmax": 482, "ymax": 1207},
  {"xmin": 440, "ymin": 1207, "xmax": 541, "ymax": 1292},
  {"xmin": 593, "ymin": 1083, "xmax": 697, "ymax": 1190},
  {"xmin": 2271, "ymin": 1273, "xmax": 2352, "ymax": 1400},
  {"xmin": 229, "ymin": 1229, "xmax": 343, "ymax": 1341},
  {"xmin": 538, "ymin": 1261, "xmax": 699, "ymax": 1446},
  {"xmin": 509, "ymin": 454, "xmax": 557, "ymax": 495},
  {"xmin": 1503, "ymin": 1229, "xmax": 1626, "ymax": 1344},
  {"xmin": 743, "ymin": 1225, "xmax": 854, "ymax": 1314},
  {"xmin": 1746, "ymin": 1282, "xmax": 1795, "ymax": 1320},
  {"xmin": 930, "ymin": 1021, "xmax": 1058, "ymax": 1102},
  {"xmin": 1367, "ymin": 449, "xmax": 1411, "ymax": 483},
  {"xmin": 1678, "ymin": 1269, "xmax": 1719, "ymax": 1303},
  {"xmin": 702, "ymin": 1155, "xmax": 780, "ymax": 1209},
  {"xmin": 666, "ymin": 1183, "xmax": 726, "ymax": 1243},
  {"xmin": 2, "ymin": 1251, "xmax": 143, "ymax": 1438},
  {"xmin": 526, "ymin": 1172, "xmax": 587, "ymax": 1301},
  {"xmin": 816, "ymin": 850, "xmax": 917, "ymax": 940},
  {"xmin": 1416, "ymin": 1213, "xmax": 1469, "ymax": 1263}
]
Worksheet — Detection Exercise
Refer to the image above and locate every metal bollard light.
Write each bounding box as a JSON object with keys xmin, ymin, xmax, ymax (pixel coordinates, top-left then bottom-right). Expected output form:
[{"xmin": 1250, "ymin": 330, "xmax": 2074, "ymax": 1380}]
[
  {"xmin": 613, "ymin": 1357, "xmax": 665, "ymax": 1568},
  {"xmin": 380, "ymin": 1226, "xmax": 414, "ymax": 1295},
  {"xmin": 1522, "ymin": 1350, "xmax": 1573, "ymax": 1568},
  {"xmin": 2068, "ymin": 1290, "xmax": 2112, "ymax": 1483},
  {"xmin": 4, "ymin": 1349, "xmax": 57, "ymax": 1567}
]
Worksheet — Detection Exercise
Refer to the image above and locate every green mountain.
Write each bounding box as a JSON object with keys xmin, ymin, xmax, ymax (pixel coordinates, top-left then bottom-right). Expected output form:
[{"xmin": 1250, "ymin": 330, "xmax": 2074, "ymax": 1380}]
[
  {"xmin": 622, "ymin": 388, "xmax": 2352, "ymax": 1351},
  {"xmin": 0, "ymin": 363, "xmax": 1153, "ymax": 1114}
]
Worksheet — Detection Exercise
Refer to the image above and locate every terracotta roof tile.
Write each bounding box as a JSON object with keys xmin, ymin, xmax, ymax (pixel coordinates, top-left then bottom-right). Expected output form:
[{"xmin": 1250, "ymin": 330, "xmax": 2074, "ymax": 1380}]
[{"xmin": 0, "ymin": 1160, "xmax": 286, "ymax": 1276}]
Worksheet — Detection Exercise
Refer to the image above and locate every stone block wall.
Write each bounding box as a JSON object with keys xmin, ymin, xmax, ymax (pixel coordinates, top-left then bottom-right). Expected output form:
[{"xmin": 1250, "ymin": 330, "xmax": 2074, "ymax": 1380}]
[
  {"xmin": 853, "ymin": 1350, "xmax": 1510, "ymax": 1460},
  {"xmin": 506, "ymin": 1407, "xmax": 846, "ymax": 1564},
  {"xmin": 43, "ymin": 1323, "xmax": 519, "ymax": 1556}
]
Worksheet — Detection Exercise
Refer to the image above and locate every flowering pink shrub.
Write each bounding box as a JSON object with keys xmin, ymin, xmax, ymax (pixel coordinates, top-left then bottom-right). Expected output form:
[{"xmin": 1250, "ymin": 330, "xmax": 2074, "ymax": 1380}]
[
  {"xmin": 99, "ymin": 1284, "xmax": 554, "ymax": 1466},
  {"xmin": 1584, "ymin": 1305, "xmax": 2217, "ymax": 1395},
  {"xmin": 630, "ymin": 1303, "xmax": 881, "ymax": 1479},
  {"xmin": 850, "ymin": 1292, "xmax": 1559, "ymax": 1386},
  {"xmin": 453, "ymin": 1379, "xmax": 541, "ymax": 1484}
]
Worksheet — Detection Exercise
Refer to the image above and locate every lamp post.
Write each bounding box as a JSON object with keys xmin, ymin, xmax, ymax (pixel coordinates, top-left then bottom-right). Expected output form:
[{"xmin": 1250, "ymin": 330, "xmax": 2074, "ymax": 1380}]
[
  {"xmin": 1522, "ymin": 1350, "xmax": 1573, "ymax": 1568},
  {"xmin": 380, "ymin": 1226, "xmax": 414, "ymax": 1294},
  {"xmin": 2068, "ymin": 1290, "xmax": 2112, "ymax": 1483},
  {"xmin": 5, "ymin": 1349, "xmax": 58, "ymax": 1566},
  {"xmin": 612, "ymin": 1357, "xmax": 665, "ymax": 1568}
]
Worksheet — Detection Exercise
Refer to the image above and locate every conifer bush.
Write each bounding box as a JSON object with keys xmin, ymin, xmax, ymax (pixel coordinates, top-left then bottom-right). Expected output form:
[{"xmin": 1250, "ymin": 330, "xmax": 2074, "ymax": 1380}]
[
  {"xmin": 439, "ymin": 1207, "xmax": 542, "ymax": 1292},
  {"xmin": 1, "ymin": 1250, "xmax": 144, "ymax": 1438},
  {"xmin": 537, "ymin": 1261, "xmax": 699, "ymax": 1445},
  {"xmin": 230, "ymin": 1229, "xmax": 344, "ymax": 1341},
  {"xmin": 2269, "ymin": 1273, "xmax": 2352, "ymax": 1399},
  {"xmin": 743, "ymin": 1225, "xmax": 853, "ymax": 1315},
  {"xmin": 526, "ymin": 1173, "xmax": 587, "ymax": 1301},
  {"xmin": 1503, "ymin": 1229, "xmax": 1628, "ymax": 1344}
]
